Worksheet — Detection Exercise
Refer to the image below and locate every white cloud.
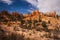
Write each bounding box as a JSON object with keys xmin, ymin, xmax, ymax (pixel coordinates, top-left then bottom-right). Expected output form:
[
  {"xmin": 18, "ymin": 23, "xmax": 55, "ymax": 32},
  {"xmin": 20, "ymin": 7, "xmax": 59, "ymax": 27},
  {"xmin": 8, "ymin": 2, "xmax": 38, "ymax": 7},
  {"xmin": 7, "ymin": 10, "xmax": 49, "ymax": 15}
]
[
  {"xmin": 0, "ymin": 0, "xmax": 13, "ymax": 5},
  {"xmin": 26, "ymin": 0, "xmax": 38, "ymax": 6},
  {"xmin": 26, "ymin": 0, "xmax": 60, "ymax": 14}
]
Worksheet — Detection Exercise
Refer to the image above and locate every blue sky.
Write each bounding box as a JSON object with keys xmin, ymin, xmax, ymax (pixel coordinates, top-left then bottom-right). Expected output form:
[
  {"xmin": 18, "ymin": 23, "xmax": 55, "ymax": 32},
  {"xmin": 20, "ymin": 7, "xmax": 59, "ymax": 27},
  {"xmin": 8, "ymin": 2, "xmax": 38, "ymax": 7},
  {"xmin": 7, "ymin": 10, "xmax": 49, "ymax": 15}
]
[
  {"xmin": 0, "ymin": 0, "xmax": 37, "ymax": 14},
  {"xmin": 0, "ymin": 0, "xmax": 60, "ymax": 15}
]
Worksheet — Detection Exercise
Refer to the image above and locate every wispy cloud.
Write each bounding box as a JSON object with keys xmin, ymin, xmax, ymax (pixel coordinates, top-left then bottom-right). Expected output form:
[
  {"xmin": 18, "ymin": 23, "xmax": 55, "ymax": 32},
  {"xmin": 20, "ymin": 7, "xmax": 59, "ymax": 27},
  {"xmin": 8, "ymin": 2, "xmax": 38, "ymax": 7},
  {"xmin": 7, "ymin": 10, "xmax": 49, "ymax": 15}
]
[
  {"xmin": 0, "ymin": 0, "xmax": 13, "ymax": 5},
  {"xmin": 26, "ymin": 0, "xmax": 38, "ymax": 6},
  {"xmin": 26, "ymin": 0, "xmax": 60, "ymax": 14}
]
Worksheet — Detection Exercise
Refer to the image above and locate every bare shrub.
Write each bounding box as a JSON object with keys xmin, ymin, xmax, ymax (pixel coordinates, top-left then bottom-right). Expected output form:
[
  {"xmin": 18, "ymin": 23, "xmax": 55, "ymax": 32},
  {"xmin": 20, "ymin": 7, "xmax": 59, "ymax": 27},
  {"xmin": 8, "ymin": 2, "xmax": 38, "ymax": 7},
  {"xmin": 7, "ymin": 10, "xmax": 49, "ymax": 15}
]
[{"xmin": 9, "ymin": 33, "xmax": 24, "ymax": 40}]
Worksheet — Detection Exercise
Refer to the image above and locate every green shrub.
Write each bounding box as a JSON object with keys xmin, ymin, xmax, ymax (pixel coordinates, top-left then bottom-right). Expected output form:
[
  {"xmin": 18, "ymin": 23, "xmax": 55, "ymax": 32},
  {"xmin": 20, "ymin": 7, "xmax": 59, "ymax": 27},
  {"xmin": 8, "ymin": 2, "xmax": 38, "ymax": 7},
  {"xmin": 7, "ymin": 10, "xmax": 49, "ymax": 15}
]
[
  {"xmin": 42, "ymin": 21, "xmax": 48, "ymax": 31},
  {"xmin": 42, "ymin": 21, "xmax": 47, "ymax": 27},
  {"xmin": 21, "ymin": 20, "xmax": 25, "ymax": 25}
]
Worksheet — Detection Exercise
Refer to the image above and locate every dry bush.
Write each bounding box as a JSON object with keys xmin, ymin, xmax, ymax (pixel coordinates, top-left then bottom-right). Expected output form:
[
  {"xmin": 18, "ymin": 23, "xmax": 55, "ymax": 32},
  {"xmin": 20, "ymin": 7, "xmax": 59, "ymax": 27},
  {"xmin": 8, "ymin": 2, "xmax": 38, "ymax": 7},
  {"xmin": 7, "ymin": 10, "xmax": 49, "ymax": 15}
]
[{"xmin": 9, "ymin": 33, "xmax": 24, "ymax": 40}]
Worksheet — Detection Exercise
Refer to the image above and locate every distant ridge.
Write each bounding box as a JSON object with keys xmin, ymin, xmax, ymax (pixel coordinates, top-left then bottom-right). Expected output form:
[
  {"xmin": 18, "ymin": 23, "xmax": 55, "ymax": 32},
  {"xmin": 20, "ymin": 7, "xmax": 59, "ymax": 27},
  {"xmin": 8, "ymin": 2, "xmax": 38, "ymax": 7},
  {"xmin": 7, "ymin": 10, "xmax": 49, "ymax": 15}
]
[{"xmin": 0, "ymin": 10, "xmax": 60, "ymax": 22}]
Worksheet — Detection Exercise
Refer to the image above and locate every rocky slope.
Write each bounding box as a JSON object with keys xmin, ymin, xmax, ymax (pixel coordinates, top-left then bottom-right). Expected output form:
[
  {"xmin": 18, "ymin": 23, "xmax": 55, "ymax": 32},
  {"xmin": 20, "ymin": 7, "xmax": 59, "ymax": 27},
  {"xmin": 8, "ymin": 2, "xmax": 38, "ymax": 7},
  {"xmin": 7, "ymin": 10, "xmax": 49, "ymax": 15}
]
[{"xmin": 0, "ymin": 10, "xmax": 60, "ymax": 40}]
